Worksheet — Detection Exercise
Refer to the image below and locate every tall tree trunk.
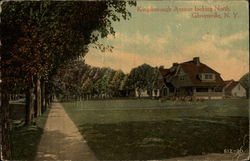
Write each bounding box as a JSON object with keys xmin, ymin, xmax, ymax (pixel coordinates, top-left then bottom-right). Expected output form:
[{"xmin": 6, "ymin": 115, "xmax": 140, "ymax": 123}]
[
  {"xmin": 0, "ymin": 90, "xmax": 12, "ymax": 160},
  {"xmin": 41, "ymin": 79, "xmax": 46, "ymax": 113},
  {"xmin": 45, "ymin": 82, "xmax": 50, "ymax": 109},
  {"xmin": 49, "ymin": 94, "xmax": 53, "ymax": 102},
  {"xmin": 25, "ymin": 80, "xmax": 35, "ymax": 125},
  {"xmin": 35, "ymin": 77, "xmax": 42, "ymax": 117}
]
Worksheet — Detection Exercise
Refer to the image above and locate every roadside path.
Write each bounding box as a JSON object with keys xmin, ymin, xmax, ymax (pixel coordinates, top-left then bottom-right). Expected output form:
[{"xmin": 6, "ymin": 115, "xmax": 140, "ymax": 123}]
[{"xmin": 35, "ymin": 101, "xmax": 97, "ymax": 161}]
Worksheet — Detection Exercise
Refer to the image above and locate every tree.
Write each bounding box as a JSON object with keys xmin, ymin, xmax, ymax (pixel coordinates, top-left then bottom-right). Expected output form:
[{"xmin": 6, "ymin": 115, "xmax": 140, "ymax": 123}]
[
  {"xmin": 93, "ymin": 68, "xmax": 110, "ymax": 98},
  {"xmin": 240, "ymin": 73, "xmax": 249, "ymax": 98},
  {"xmin": 110, "ymin": 70, "xmax": 125, "ymax": 97},
  {"xmin": 81, "ymin": 78, "xmax": 94, "ymax": 99},
  {"xmin": 2, "ymin": 0, "xmax": 136, "ymax": 121},
  {"xmin": 128, "ymin": 64, "xmax": 155, "ymax": 98},
  {"xmin": 120, "ymin": 74, "xmax": 132, "ymax": 97},
  {"xmin": 149, "ymin": 67, "xmax": 161, "ymax": 96},
  {"xmin": 99, "ymin": 68, "xmax": 116, "ymax": 98}
]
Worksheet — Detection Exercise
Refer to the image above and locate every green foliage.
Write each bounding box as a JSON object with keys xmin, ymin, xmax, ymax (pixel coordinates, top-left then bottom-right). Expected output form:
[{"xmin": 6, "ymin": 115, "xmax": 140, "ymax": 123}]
[
  {"xmin": 54, "ymin": 61, "xmax": 117, "ymax": 97},
  {"xmin": 1, "ymin": 1, "xmax": 136, "ymax": 90},
  {"xmin": 120, "ymin": 74, "xmax": 129, "ymax": 90},
  {"xmin": 239, "ymin": 73, "xmax": 249, "ymax": 89},
  {"xmin": 98, "ymin": 68, "xmax": 116, "ymax": 95},
  {"xmin": 128, "ymin": 64, "xmax": 159, "ymax": 93},
  {"xmin": 239, "ymin": 73, "xmax": 249, "ymax": 98},
  {"xmin": 82, "ymin": 78, "xmax": 94, "ymax": 94},
  {"xmin": 54, "ymin": 62, "xmax": 163, "ymax": 98},
  {"xmin": 110, "ymin": 70, "xmax": 125, "ymax": 96}
]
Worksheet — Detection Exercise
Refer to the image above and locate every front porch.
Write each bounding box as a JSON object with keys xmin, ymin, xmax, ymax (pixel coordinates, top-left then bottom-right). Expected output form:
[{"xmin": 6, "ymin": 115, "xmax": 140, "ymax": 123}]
[
  {"xmin": 162, "ymin": 86, "xmax": 224, "ymax": 100},
  {"xmin": 193, "ymin": 87, "xmax": 224, "ymax": 99}
]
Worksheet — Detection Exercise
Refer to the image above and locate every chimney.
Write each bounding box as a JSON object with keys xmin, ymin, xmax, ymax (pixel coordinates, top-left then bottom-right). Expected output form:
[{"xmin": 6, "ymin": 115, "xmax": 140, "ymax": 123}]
[{"xmin": 193, "ymin": 57, "xmax": 200, "ymax": 65}]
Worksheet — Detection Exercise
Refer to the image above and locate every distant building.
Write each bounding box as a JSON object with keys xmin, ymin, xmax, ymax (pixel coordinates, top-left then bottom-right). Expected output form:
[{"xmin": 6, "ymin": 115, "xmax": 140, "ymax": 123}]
[
  {"xmin": 134, "ymin": 69, "xmax": 168, "ymax": 98},
  {"xmin": 224, "ymin": 80, "xmax": 246, "ymax": 98},
  {"xmin": 159, "ymin": 57, "xmax": 225, "ymax": 99},
  {"xmin": 135, "ymin": 89, "xmax": 150, "ymax": 98}
]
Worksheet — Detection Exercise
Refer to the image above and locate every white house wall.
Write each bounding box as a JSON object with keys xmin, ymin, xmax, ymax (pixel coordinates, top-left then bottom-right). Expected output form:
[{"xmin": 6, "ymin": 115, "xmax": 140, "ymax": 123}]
[
  {"xmin": 231, "ymin": 84, "xmax": 246, "ymax": 97},
  {"xmin": 135, "ymin": 89, "xmax": 149, "ymax": 97}
]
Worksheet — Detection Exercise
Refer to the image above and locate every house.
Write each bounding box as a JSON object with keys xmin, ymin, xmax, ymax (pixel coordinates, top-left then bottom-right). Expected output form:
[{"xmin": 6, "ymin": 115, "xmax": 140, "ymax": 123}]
[
  {"xmin": 135, "ymin": 89, "xmax": 150, "ymax": 97},
  {"xmin": 224, "ymin": 80, "xmax": 246, "ymax": 98},
  {"xmin": 159, "ymin": 57, "xmax": 225, "ymax": 99},
  {"xmin": 134, "ymin": 68, "xmax": 169, "ymax": 98},
  {"xmin": 155, "ymin": 68, "xmax": 169, "ymax": 97}
]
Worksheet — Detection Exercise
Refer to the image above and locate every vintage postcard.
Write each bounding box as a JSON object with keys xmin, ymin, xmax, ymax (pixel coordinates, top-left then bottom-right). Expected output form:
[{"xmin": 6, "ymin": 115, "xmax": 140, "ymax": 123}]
[{"xmin": 1, "ymin": 0, "xmax": 249, "ymax": 161}]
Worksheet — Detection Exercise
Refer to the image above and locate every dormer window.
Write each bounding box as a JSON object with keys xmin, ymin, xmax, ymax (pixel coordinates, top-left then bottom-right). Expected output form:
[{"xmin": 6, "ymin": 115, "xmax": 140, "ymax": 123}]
[
  {"xmin": 199, "ymin": 73, "xmax": 215, "ymax": 81},
  {"xmin": 179, "ymin": 75, "xmax": 185, "ymax": 81},
  {"xmin": 205, "ymin": 74, "xmax": 213, "ymax": 80}
]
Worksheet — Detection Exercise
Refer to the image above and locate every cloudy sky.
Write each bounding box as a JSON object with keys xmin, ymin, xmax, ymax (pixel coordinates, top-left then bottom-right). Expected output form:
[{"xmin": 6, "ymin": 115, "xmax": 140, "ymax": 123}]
[{"xmin": 85, "ymin": 0, "xmax": 249, "ymax": 80}]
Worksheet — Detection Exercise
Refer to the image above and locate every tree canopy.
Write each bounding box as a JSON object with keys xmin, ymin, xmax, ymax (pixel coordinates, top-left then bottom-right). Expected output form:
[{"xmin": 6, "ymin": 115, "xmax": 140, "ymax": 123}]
[
  {"xmin": 239, "ymin": 72, "xmax": 249, "ymax": 97},
  {"xmin": 54, "ymin": 61, "xmax": 162, "ymax": 98},
  {"xmin": 1, "ymin": 1, "xmax": 136, "ymax": 89}
]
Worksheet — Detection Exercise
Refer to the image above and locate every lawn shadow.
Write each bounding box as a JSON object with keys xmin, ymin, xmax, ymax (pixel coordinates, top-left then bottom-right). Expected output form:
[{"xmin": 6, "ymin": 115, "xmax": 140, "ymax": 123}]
[
  {"xmin": 10, "ymin": 103, "xmax": 50, "ymax": 161},
  {"xmin": 78, "ymin": 117, "xmax": 249, "ymax": 160}
]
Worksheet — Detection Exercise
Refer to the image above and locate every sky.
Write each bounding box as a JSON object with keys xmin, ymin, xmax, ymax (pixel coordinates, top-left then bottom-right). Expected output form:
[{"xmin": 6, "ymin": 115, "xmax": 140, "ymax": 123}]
[{"xmin": 84, "ymin": 0, "xmax": 249, "ymax": 80}]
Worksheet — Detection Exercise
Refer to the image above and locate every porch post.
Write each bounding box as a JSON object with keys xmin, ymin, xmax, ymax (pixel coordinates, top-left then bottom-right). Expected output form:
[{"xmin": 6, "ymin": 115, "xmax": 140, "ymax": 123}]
[
  {"xmin": 193, "ymin": 87, "xmax": 196, "ymax": 99},
  {"xmin": 166, "ymin": 88, "xmax": 169, "ymax": 97}
]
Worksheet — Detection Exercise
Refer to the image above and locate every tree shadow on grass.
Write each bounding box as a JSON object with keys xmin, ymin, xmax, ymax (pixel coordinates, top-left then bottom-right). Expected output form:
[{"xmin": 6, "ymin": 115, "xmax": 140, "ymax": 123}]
[
  {"xmin": 10, "ymin": 104, "xmax": 50, "ymax": 161},
  {"xmin": 78, "ymin": 117, "xmax": 249, "ymax": 160},
  {"xmin": 11, "ymin": 125, "xmax": 44, "ymax": 160}
]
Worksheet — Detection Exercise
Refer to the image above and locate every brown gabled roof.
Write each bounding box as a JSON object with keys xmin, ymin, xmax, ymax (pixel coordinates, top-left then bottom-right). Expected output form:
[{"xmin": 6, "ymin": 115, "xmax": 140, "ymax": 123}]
[
  {"xmin": 159, "ymin": 68, "xmax": 170, "ymax": 77},
  {"xmin": 224, "ymin": 79, "xmax": 234, "ymax": 87},
  {"xmin": 160, "ymin": 58, "xmax": 225, "ymax": 87},
  {"xmin": 180, "ymin": 61, "xmax": 218, "ymax": 74},
  {"xmin": 224, "ymin": 81, "xmax": 239, "ymax": 92},
  {"xmin": 224, "ymin": 80, "xmax": 233, "ymax": 85},
  {"xmin": 179, "ymin": 60, "xmax": 224, "ymax": 87}
]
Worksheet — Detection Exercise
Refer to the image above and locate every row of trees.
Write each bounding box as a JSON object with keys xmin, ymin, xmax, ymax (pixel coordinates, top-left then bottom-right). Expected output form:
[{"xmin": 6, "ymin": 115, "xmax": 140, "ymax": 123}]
[
  {"xmin": 53, "ymin": 61, "xmax": 162, "ymax": 99},
  {"xmin": 55, "ymin": 61, "xmax": 249, "ymax": 100},
  {"xmin": 239, "ymin": 73, "xmax": 249, "ymax": 98},
  {"xmin": 0, "ymin": 1, "xmax": 136, "ymax": 160}
]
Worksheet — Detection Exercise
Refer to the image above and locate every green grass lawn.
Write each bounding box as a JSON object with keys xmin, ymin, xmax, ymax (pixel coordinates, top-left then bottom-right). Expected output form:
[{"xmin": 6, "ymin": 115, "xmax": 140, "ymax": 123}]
[
  {"xmin": 10, "ymin": 103, "xmax": 50, "ymax": 160},
  {"xmin": 62, "ymin": 99, "xmax": 249, "ymax": 160}
]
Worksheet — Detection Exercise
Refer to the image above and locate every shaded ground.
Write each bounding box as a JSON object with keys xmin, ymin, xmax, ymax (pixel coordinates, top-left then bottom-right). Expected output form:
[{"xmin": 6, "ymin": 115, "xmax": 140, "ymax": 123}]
[
  {"xmin": 162, "ymin": 152, "xmax": 249, "ymax": 161},
  {"xmin": 78, "ymin": 117, "xmax": 248, "ymax": 160},
  {"xmin": 62, "ymin": 99, "xmax": 249, "ymax": 160},
  {"xmin": 35, "ymin": 101, "xmax": 97, "ymax": 161},
  {"xmin": 10, "ymin": 103, "xmax": 49, "ymax": 160}
]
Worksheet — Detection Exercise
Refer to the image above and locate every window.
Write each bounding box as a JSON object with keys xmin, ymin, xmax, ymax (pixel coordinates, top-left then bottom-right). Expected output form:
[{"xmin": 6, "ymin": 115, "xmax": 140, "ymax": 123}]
[
  {"xmin": 238, "ymin": 85, "xmax": 241, "ymax": 90},
  {"xmin": 179, "ymin": 76, "xmax": 185, "ymax": 81},
  {"xmin": 203, "ymin": 73, "xmax": 214, "ymax": 80}
]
